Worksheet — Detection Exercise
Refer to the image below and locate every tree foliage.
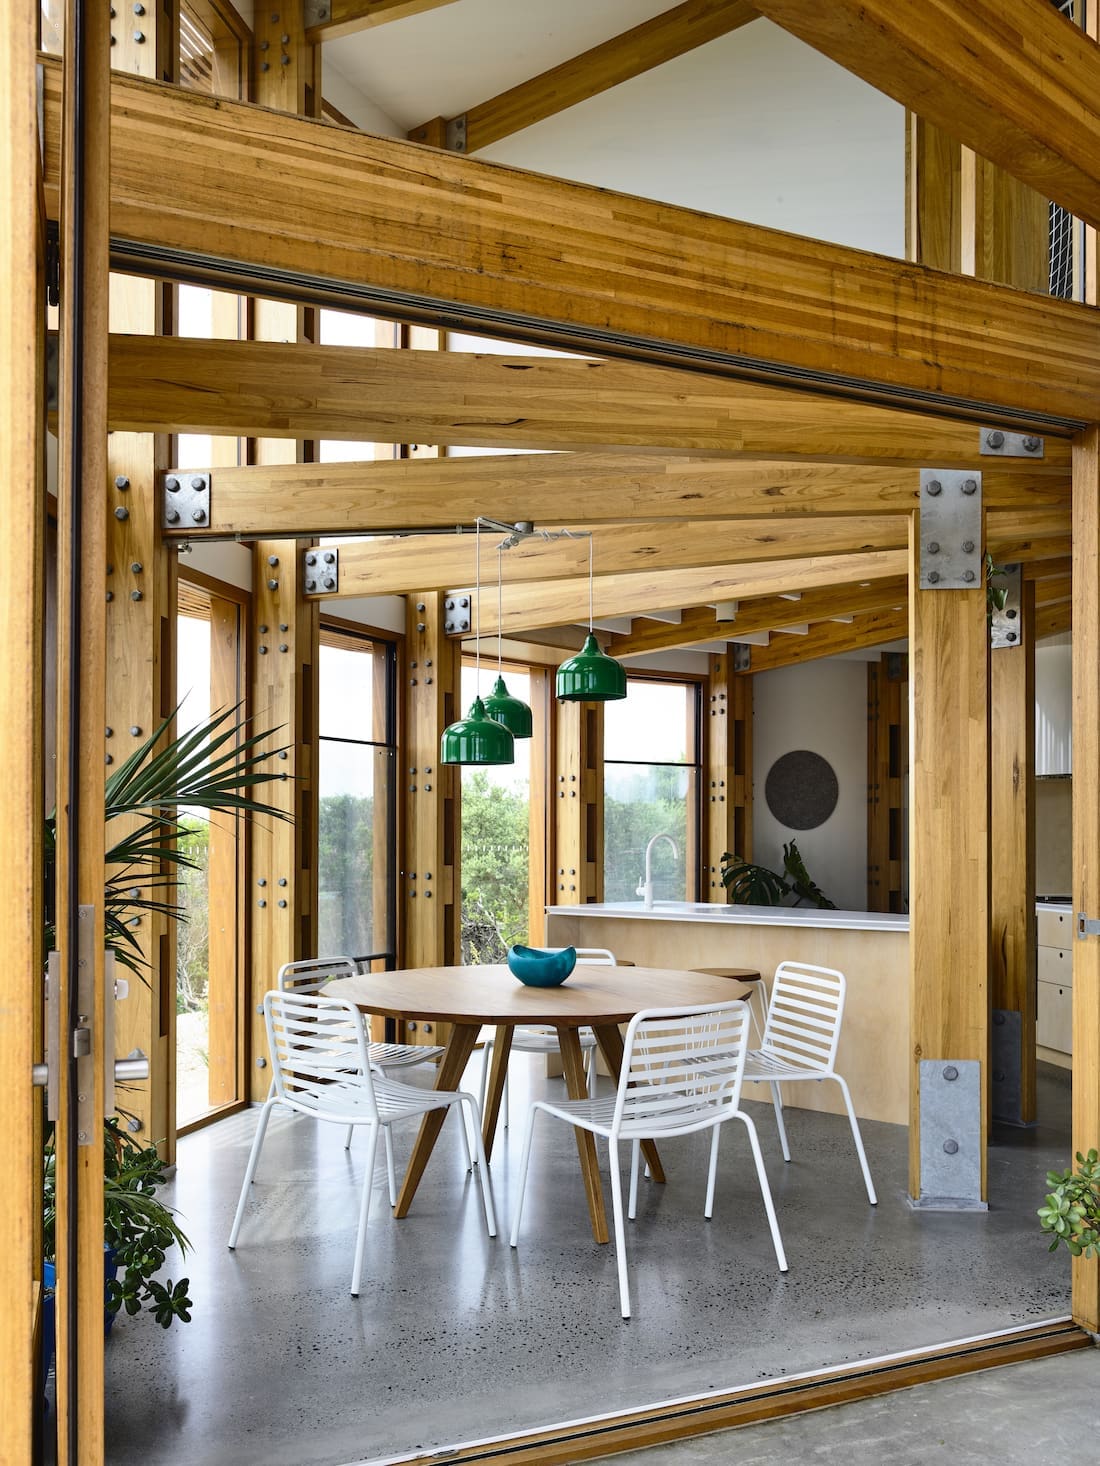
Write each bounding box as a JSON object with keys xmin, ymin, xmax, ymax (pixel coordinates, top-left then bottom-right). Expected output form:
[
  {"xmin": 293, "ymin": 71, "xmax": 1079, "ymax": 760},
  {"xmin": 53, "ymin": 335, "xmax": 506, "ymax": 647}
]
[{"xmin": 460, "ymin": 771, "xmax": 529, "ymax": 954}]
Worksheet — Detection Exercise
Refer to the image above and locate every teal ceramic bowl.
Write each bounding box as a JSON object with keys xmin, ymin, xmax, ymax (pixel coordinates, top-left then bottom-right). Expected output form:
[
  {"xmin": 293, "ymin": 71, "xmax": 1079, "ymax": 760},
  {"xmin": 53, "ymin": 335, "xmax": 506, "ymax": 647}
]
[{"xmin": 507, "ymin": 944, "xmax": 577, "ymax": 987}]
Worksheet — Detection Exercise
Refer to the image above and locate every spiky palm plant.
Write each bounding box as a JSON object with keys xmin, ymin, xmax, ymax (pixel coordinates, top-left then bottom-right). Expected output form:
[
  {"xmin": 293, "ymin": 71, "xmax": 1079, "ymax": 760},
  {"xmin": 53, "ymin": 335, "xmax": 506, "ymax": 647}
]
[{"xmin": 45, "ymin": 703, "xmax": 291, "ymax": 977}]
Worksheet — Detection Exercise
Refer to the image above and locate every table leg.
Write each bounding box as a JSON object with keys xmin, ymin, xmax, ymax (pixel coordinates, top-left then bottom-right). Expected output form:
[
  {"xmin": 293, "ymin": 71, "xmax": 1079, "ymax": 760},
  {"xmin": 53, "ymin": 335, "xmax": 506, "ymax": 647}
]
[
  {"xmin": 556, "ymin": 1026, "xmax": 610, "ymax": 1245},
  {"xmin": 482, "ymin": 1024, "xmax": 513, "ymax": 1161},
  {"xmin": 393, "ymin": 1022, "xmax": 480, "ymax": 1219},
  {"xmin": 592, "ymin": 1023, "xmax": 667, "ymax": 1186}
]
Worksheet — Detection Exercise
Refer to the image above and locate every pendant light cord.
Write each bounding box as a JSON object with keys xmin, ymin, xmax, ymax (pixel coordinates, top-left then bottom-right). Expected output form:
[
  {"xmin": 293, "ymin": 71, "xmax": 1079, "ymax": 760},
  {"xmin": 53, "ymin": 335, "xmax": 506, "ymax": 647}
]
[
  {"xmin": 497, "ymin": 544, "xmax": 504, "ymax": 674},
  {"xmin": 588, "ymin": 533, "xmax": 594, "ymax": 632},
  {"xmin": 475, "ymin": 516, "xmax": 481, "ymax": 693}
]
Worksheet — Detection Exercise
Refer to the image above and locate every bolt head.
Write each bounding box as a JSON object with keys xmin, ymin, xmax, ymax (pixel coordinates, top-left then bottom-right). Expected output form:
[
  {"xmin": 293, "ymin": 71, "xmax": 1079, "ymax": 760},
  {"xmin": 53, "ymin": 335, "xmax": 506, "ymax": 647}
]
[
  {"xmin": 986, "ymin": 430, "xmax": 1005, "ymax": 449},
  {"xmin": 925, "ymin": 480, "xmax": 942, "ymax": 497},
  {"xmin": 268, "ymin": 555, "xmax": 279, "ymax": 567},
  {"xmin": 131, "ymin": 561, "xmax": 142, "ymax": 573},
  {"xmin": 323, "ymin": 576, "xmax": 335, "ymax": 589},
  {"xmin": 191, "ymin": 476, "xmax": 206, "ymax": 491},
  {"xmin": 165, "ymin": 508, "xmax": 180, "ymax": 524},
  {"xmin": 323, "ymin": 551, "xmax": 335, "ymax": 564},
  {"xmin": 114, "ymin": 475, "xmax": 130, "ymax": 490},
  {"xmin": 114, "ymin": 506, "xmax": 129, "ymax": 520},
  {"xmin": 267, "ymin": 578, "xmax": 279, "ymax": 590},
  {"xmin": 131, "ymin": 589, "xmax": 143, "ymax": 601},
  {"xmin": 192, "ymin": 508, "xmax": 206, "ymax": 522},
  {"xmin": 306, "ymin": 579, "xmax": 316, "ymax": 591},
  {"xmin": 927, "ymin": 570, "xmax": 940, "ymax": 584},
  {"xmin": 131, "ymin": 726, "xmax": 141, "ymax": 736},
  {"xmin": 1023, "ymin": 436, "xmax": 1041, "ymax": 452},
  {"xmin": 963, "ymin": 569, "xmax": 976, "ymax": 583},
  {"xmin": 962, "ymin": 477, "xmax": 978, "ymax": 495},
  {"xmin": 927, "ymin": 541, "xmax": 940, "ymax": 554},
  {"xmin": 165, "ymin": 476, "xmax": 179, "ymax": 491},
  {"xmin": 961, "ymin": 540, "xmax": 975, "ymax": 554}
]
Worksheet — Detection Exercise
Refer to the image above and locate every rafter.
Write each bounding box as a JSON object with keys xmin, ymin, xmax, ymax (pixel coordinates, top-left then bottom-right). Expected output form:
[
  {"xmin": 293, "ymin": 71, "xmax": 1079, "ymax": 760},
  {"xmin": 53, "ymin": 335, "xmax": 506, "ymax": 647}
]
[
  {"xmin": 322, "ymin": 517, "xmax": 911, "ymax": 599},
  {"xmin": 1036, "ymin": 602, "xmax": 1072, "ymax": 640},
  {"xmin": 442, "ymin": 551, "xmax": 908, "ymax": 639},
  {"xmin": 305, "ymin": 0, "xmax": 459, "ymax": 43},
  {"xmin": 39, "ymin": 60, "xmax": 1100, "ymax": 426},
  {"xmin": 610, "ymin": 578, "xmax": 909, "ymax": 658},
  {"xmin": 106, "ymin": 335, "xmax": 1075, "ymax": 471},
  {"xmin": 739, "ymin": 609, "xmax": 908, "ymax": 674},
  {"xmin": 754, "ymin": 0, "xmax": 1100, "ymax": 231},
  {"xmin": 407, "ymin": 0, "xmax": 759, "ymax": 154},
  {"xmin": 159, "ymin": 451, "xmax": 1068, "ymax": 540}
]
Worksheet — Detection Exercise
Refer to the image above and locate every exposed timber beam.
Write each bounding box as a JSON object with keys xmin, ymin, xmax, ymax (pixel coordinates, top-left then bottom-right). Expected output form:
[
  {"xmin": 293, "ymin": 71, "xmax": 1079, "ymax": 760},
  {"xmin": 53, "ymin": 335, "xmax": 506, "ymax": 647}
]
[
  {"xmin": 443, "ymin": 551, "xmax": 908, "ymax": 639},
  {"xmin": 407, "ymin": 0, "xmax": 758, "ymax": 154},
  {"xmin": 1036, "ymin": 602, "xmax": 1071, "ymax": 640},
  {"xmin": 107, "ymin": 336, "xmax": 1076, "ymax": 470},
  {"xmin": 321, "ymin": 517, "xmax": 910, "ymax": 599},
  {"xmin": 1027, "ymin": 557, "xmax": 1071, "ymax": 581},
  {"xmin": 38, "ymin": 60, "xmax": 1100, "ymax": 427},
  {"xmin": 610, "ymin": 578, "xmax": 909, "ymax": 658},
  {"xmin": 754, "ymin": 0, "xmax": 1100, "ymax": 232},
  {"xmin": 739, "ymin": 609, "xmax": 908, "ymax": 674},
  {"xmin": 305, "ymin": 0, "xmax": 458, "ymax": 43},
  {"xmin": 159, "ymin": 452, "xmax": 1068, "ymax": 540}
]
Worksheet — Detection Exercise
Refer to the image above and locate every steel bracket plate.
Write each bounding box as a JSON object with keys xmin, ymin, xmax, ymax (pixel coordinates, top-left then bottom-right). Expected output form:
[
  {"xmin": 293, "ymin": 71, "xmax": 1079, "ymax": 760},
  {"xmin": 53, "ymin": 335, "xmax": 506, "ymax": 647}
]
[
  {"xmin": 979, "ymin": 427, "xmax": 1045, "ymax": 458},
  {"xmin": 919, "ymin": 470, "xmax": 982, "ymax": 590},
  {"xmin": 914, "ymin": 1058, "xmax": 987, "ymax": 1209},
  {"xmin": 303, "ymin": 0, "xmax": 330, "ymax": 24},
  {"xmin": 990, "ymin": 563, "xmax": 1023, "ymax": 650},
  {"xmin": 443, "ymin": 593, "xmax": 472, "ymax": 634},
  {"xmin": 75, "ymin": 904, "xmax": 95, "ymax": 1146},
  {"xmin": 303, "ymin": 548, "xmax": 340, "ymax": 595},
  {"xmin": 991, "ymin": 1008, "xmax": 1026, "ymax": 1126},
  {"xmin": 731, "ymin": 643, "xmax": 752, "ymax": 672},
  {"xmin": 446, "ymin": 114, "xmax": 467, "ymax": 152},
  {"xmin": 163, "ymin": 471, "xmax": 210, "ymax": 529}
]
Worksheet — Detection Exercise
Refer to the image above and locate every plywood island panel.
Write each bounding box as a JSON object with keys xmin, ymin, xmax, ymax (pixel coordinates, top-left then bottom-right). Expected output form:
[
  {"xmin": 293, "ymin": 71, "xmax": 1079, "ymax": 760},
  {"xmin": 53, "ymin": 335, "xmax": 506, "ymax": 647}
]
[{"xmin": 546, "ymin": 903, "xmax": 909, "ymax": 1126}]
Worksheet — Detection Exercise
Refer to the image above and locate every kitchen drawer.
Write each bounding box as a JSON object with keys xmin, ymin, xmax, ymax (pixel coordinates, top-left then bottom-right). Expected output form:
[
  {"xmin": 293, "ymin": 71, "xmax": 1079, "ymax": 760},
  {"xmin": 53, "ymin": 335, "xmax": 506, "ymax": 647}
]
[
  {"xmin": 1038, "ymin": 943, "xmax": 1072, "ymax": 987},
  {"xmin": 1037, "ymin": 978, "xmax": 1073, "ymax": 1054},
  {"xmin": 1037, "ymin": 908, "xmax": 1073, "ymax": 948}
]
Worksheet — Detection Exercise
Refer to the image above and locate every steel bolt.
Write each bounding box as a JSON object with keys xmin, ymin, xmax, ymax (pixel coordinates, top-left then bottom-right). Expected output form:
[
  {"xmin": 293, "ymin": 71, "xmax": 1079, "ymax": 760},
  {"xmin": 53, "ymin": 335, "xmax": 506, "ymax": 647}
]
[
  {"xmin": 278, "ymin": 899, "xmax": 287, "ymax": 907},
  {"xmin": 105, "ymin": 754, "xmax": 113, "ymax": 765},
  {"xmin": 943, "ymin": 1065, "xmax": 959, "ymax": 1081},
  {"xmin": 106, "ymin": 591, "xmax": 114, "ymax": 602},
  {"xmin": 986, "ymin": 430, "xmax": 1005, "ymax": 449},
  {"xmin": 256, "ymin": 1057, "xmax": 267, "ymax": 1069},
  {"xmin": 191, "ymin": 508, "xmax": 206, "ymax": 523},
  {"xmin": 306, "ymin": 553, "xmax": 317, "ymax": 566},
  {"xmin": 279, "ymin": 643, "xmax": 288, "ymax": 652},
  {"xmin": 165, "ymin": 508, "xmax": 181, "ymax": 524},
  {"xmin": 281, "ymin": 54, "xmax": 291, "ymax": 65},
  {"xmin": 927, "ymin": 541, "xmax": 940, "ymax": 555},
  {"xmin": 1007, "ymin": 631, "xmax": 1018, "ymax": 643},
  {"xmin": 278, "ymin": 878, "xmax": 287, "ymax": 887},
  {"xmin": 927, "ymin": 570, "xmax": 940, "ymax": 584},
  {"xmin": 961, "ymin": 540, "xmax": 975, "ymax": 554},
  {"xmin": 279, "ymin": 624, "xmax": 288, "ymax": 632},
  {"xmin": 130, "ymin": 726, "xmax": 141, "ymax": 736},
  {"xmin": 943, "ymin": 1139, "xmax": 959, "ymax": 1155},
  {"xmin": 925, "ymin": 479, "xmax": 942, "ymax": 497},
  {"xmin": 131, "ymin": 561, "xmax": 143, "ymax": 574},
  {"xmin": 963, "ymin": 569, "xmax": 976, "ymax": 583},
  {"xmin": 133, "ymin": 29, "xmax": 145, "ymax": 42},
  {"xmin": 131, "ymin": 589, "xmax": 143, "ymax": 601},
  {"xmin": 267, "ymin": 578, "xmax": 279, "ymax": 590},
  {"xmin": 268, "ymin": 555, "xmax": 279, "ymax": 566},
  {"xmin": 1023, "ymin": 436, "xmax": 1041, "ymax": 453},
  {"xmin": 105, "ymin": 727, "xmax": 113, "ymax": 737},
  {"xmin": 165, "ymin": 476, "xmax": 179, "ymax": 491},
  {"xmin": 258, "ymin": 878, "xmax": 266, "ymax": 887},
  {"xmin": 115, "ymin": 475, "xmax": 130, "ymax": 490},
  {"xmin": 259, "ymin": 645, "xmax": 268, "ymax": 654},
  {"xmin": 191, "ymin": 476, "xmax": 206, "ymax": 491},
  {"xmin": 323, "ymin": 576, "xmax": 335, "ymax": 590},
  {"xmin": 260, "ymin": 61, "xmax": 270, "ymax": 70},
  {"xmin": 306, "ymin": 579, "xmax": 316, "ymax": 591},
  {"xmin": 114, "ymin": 506, "xmax": 129, "ymax": 520},
  {"xmin": 962, "ymin": 478, "xmax": 978, "ymax": 495}
]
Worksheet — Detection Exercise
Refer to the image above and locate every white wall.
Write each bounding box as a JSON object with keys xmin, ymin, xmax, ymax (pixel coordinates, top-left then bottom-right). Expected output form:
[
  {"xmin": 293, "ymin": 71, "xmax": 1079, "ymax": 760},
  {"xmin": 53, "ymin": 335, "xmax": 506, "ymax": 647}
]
[{"xmin": 752, "ymin": 659, "xmax": 868, "ymax": 911}]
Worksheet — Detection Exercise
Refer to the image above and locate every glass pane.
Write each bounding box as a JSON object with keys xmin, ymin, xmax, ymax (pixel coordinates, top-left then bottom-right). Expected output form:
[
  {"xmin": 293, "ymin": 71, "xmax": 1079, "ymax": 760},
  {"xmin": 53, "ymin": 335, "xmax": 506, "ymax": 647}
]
[
  {"xmin": 460, "ymin": 665, "xmax": 531, "ymax": 960},
  {"xmin": 318, "ymin": 743, "xmax": 395, "ymax": 960},
  {"xmin": 605, "ymin": 680, "xmax": 692, "ymax": 763},
  {"xmin": 176, "ymin": 614, "xmax": 213, "ymax": 1128},
  {"xmin": 603, "ymin": 764, "xmax": 693, "ymax": 904},
  {"xmin": 319, "ymin": 641, "xmax": 378, "ymax": 741}
]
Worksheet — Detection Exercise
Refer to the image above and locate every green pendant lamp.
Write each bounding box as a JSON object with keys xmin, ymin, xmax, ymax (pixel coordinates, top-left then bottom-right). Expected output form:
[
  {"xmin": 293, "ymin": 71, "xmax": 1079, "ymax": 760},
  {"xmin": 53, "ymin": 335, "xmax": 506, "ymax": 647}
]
[
  {"xmin": 556, "ymin": 534, "xmax": 627, "ymax": 702},
  {"xmin": 441, "ymin": 519, "xmax": 515, "ymax": 766},
  {"xmin": 483, "ymin": 545, "xmax": 533, "ymax": 738}
]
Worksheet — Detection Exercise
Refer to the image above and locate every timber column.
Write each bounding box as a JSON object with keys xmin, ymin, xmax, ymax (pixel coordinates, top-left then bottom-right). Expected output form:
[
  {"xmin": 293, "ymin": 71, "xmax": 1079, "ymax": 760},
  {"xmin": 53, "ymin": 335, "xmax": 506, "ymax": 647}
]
[
  {"xmin": 247, "ymin": 1, "xmax": 321, "ymax": 1098},
  {"xmin": 104, "ymin": 0, "xmax": 179, "ymax": 1153},
  {"xmin": 553, "ymin": 700, "xmax": 604, "ymax": 907},
  {"xmin": 705, "ymin": 649, "xmax": 752, "ymax": 897}
]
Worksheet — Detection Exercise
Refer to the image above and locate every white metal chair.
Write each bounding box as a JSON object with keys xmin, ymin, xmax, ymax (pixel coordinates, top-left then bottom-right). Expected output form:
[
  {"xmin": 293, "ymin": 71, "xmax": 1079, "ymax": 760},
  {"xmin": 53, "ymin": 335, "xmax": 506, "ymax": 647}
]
[
  {"xmin": 510, "ymin": 999, "xmax": 788, "ymax": 1319},
  {"xmin": 229, "ymin": 990, "xmax": 496, "ymax": 1295},
  {"xmin": 743, "ymin": 961, "xmax": 877, "ymax": 1205},
  {"xmin": 277, "ymin": 957, "xmax": 471, "ymax": 1165},
  {"xmin": 478, "ymin": 947, "xmax": 616, "ymax": 1128}
]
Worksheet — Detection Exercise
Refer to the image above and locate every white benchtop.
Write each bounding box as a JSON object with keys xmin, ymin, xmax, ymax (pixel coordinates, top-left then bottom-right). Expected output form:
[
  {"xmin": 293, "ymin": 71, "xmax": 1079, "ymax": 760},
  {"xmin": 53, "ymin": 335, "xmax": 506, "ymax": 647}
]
[{"xmin": 545, "ymin": 901, "xmax": 909, "ymax": 933}]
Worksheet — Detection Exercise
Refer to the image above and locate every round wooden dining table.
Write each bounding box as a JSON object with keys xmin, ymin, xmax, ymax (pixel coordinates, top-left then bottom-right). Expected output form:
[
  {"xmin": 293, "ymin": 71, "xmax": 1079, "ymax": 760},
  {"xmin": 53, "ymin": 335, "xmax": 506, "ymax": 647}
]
[{"xmin": 324, "ymin": 962, "xmax": 759, "ymax": 1245}]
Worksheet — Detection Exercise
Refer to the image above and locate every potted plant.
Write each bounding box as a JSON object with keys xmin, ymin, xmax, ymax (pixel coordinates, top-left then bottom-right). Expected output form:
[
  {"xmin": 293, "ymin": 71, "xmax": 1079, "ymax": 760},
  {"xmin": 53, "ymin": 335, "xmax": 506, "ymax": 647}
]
[
  {"xmin": 1038, "ymin": 1149, "xmax": 1100, "ymax": 1258},
  {"xmin": 41, "ymin": 703, "xmax": 290, "ymax": 1350},
  {"xmin": 719, "ymin": 838, "xmax": 836, "ymax": 910}
]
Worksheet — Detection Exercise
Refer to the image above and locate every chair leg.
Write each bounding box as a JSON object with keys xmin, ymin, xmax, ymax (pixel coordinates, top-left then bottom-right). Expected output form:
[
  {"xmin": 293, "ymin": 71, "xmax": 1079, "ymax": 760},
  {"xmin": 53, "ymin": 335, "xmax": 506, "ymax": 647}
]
[
  {"xmin": 460, "ymin": 1094, "xmax": 497, "ymax": 1237},
  {"xmin": 770, "ymin": 1081, "xmax": 791, "ymax": 1161},
  {"xmin": 351, "ymin": 1122, "xmax": 380, "ymax": 1297},
  {"xmin": 453, "ymin": 1101, "xmax": 474, "ymax": 1172},
  {"xmin": 704, "ymin": 1125, "xmax": 721, "ymax": 1218},
  {"xmin": 343, "ymin": 1125, "xmax": 354, "ymax": 1151},
  {"xmin": 478, "ymin": 1037, "xmax": 493, "ymax": 1119},
  {"xmin": 735, "ymin": 1112, "xmax": 788, "ymax": 1272},
  {"xmin": 508, "ymin": 1103, "xmax": 541, "ymax": 1247},
  {"xmin": 383, "ymin": 1125, "xmax": 397, "ymax": 1207},
  {"xmin": 228, "ymin": 1099, "xmax": 276, "ymax": 1249},
  {"xmin": 628, "ymin": 1138, "xmax": 641, "ymax": 1220},
  {"xmin": 608, "ymin": 1139, "xmax": 632, "ymax": 1320},
  {"xmin": 586, "ymin": 1044, "xmax": 597, "ymax": 1099},
  {"xmin": 502, "ymin": 1066, "xmax": 510, "ymax": 1131},
  {"xmin": 833, "ymin": 1074, "xmax": 878, "ymax": 1205}
]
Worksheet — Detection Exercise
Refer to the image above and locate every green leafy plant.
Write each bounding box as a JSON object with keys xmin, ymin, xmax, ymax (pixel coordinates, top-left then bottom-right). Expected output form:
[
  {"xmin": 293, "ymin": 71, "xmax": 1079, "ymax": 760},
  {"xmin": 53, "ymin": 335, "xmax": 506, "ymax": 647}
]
[
  {"xmin": 43, "ymin": 1119, "xmax": 193, "ymax": 1328},
  {"xmin": 1038, "ymin": 1149, "xmax": 1100, "ymax": 1259},
  {"xmin": 986, "ymin": 552, "xmax": 1009, "ymax": 618},
  {"xmin": 42, "ymin": 704, "xmax": 291, "ymax": 1327},
  {"xmin": 720, "ymin": 839, "xmax": 836, "ymax": 910}
]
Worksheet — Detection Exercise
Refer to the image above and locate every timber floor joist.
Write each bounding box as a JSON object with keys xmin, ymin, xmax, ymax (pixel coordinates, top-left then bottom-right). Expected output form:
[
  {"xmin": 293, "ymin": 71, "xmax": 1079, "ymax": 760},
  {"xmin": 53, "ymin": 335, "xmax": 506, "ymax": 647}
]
[{"xmin": 38, "ymin": 57, "xmax": 1100, "ymax": 427}]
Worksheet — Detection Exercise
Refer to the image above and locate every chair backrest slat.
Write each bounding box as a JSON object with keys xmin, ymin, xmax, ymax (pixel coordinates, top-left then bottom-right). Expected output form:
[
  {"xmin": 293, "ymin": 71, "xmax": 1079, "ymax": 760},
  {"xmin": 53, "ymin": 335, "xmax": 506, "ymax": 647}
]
[
  {"xmin": 277, "ymin": 956, "xmax": 357, "ymax": 995},
  {"xmin": 614, "ymin": 1001, "xmax": 750, "ymax": 1132},
  {"xmin": 760, "ymin": 962, "xmax": 845, "ymax": 1073},
  {"xmin": 265, "ymin": 989, "xmax": 378, "ymax": 1119}
]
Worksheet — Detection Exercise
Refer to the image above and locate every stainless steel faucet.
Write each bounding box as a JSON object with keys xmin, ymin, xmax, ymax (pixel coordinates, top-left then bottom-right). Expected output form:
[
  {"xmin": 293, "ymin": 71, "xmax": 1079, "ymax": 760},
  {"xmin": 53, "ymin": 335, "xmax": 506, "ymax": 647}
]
[{"xmin": 636, "ymin": 833, "xmax": 678, "ymax": 909}]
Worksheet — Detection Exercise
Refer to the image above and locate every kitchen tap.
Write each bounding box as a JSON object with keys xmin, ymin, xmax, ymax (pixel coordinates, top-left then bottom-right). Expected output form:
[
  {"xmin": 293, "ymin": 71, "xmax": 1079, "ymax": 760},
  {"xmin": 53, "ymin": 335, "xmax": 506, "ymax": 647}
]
[{"xmin": 636, "ymin": 833, "xmax": 678, "ymax": 909}]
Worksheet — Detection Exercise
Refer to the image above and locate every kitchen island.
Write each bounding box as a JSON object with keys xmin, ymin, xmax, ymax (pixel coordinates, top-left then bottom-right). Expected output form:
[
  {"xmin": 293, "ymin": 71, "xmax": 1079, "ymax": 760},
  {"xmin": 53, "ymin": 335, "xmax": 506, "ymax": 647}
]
[{"xmin": 546, "ymin": 901, "xmax": 909, "ymax": 1125}]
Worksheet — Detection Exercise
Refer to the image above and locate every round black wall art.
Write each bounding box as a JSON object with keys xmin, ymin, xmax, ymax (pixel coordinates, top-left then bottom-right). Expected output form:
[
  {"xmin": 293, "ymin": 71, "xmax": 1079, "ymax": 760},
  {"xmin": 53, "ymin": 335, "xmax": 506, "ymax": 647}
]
[{"xmin": 764, "ymin": 750, "xmax": 839, "ymax": 830}]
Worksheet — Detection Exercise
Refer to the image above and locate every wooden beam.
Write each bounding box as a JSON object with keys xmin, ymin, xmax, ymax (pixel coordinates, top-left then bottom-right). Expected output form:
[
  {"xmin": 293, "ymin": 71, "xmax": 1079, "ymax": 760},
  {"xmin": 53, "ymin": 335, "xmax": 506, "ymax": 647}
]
[
  {"xmin": 738, "ymin": 610, "xmax": 907, "ymax": 674},
  {"xmin": 1, "ymin": 2, "xmax": 44, "ymax": 1450},
  {"xmin": 306, "ymin": 0, "xmax": 458, "ymax": 43},
  {"xmin": 1036, "ymin": 601, "xmax": 1072, "ymax": 640},
  {"xmin": 38, "ymin": 61, "xmax": 1100, "ymax": 426},
  {"xmin": 610, "ymin": 578, "xmax": 909, "ymax": 658},
  {"xmin": 1071, "ymin": 425, "xmax": 1100, "ymax": 1332},
  {"xmin": 323, "ymin": 517, "xmax": 911, "ymax": 599},
  {"xmin": 105, "ymin": 335, "xmax": 1076, "ymax": 470},
  {"xmin": 755, "ymin": 0, "xmax": 1100, "ymax": 231},
  {"xmin": 1036, "ymin": 576, "xmax": 1071, "ymax": 607},
  {"xmin": 165, "ymin": 452, "xmax": 1068, "ymax": 539},
  {"xmin": 408, "ymin": 0, "xmax": 759, "ymax": 154},
  {"xmin": 461, "ymin": 551, "xmax": 908, "ymax": 638}
]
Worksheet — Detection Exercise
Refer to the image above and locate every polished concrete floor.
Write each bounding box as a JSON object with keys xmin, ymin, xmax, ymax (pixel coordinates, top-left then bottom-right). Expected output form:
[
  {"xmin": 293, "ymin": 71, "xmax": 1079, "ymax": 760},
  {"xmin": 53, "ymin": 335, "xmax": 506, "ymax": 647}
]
[{"xmin": 93, "ymin": 1061, "xmax": 1074, "ymax": 1466}]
